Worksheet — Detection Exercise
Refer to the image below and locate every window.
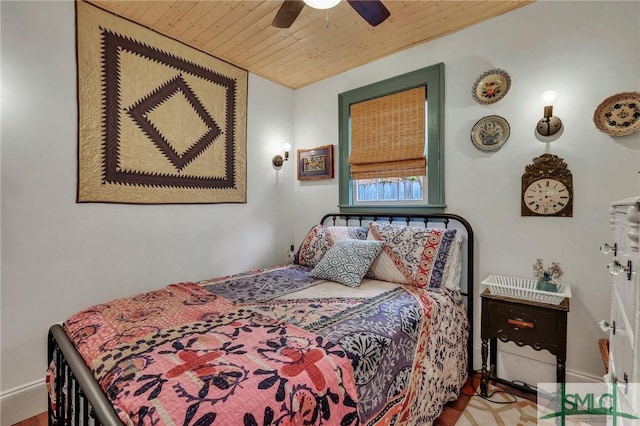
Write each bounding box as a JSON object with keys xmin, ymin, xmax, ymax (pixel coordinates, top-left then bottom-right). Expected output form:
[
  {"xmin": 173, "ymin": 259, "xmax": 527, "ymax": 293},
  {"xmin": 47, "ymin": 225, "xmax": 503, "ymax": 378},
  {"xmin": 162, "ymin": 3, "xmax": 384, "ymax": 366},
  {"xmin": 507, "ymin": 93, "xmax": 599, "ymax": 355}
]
[
  {"xmin": 356, "ymin": 176, "xmax": 424, "ymax": 203},
  {"xmin": 338, "ymin": 63, "xmax": 445, "ymax": 214}
]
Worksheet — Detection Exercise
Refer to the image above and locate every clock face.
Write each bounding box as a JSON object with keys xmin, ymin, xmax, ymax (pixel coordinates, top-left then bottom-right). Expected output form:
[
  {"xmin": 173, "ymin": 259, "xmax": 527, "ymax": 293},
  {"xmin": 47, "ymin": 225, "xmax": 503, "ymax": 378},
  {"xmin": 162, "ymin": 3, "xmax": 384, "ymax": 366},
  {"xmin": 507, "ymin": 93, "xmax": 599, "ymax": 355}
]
[{"xmin": 523, "ymin": 178, "xmax": 571, "ymax": 215}]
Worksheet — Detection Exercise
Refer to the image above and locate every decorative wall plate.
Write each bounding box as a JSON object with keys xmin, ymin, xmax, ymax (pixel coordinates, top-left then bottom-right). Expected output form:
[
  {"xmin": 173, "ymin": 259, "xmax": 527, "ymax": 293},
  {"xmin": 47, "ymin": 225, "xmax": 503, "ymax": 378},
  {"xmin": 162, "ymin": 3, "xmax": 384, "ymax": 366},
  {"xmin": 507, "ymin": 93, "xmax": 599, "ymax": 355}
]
[
  {"xmin": 471, "ymin": 69, "xmax": 511, "ymax": 104},
  {"xmin": 593, "ymin": 92, "xmax": 640, "ymax": 136},
  {"xmin": 471, "ymin": 115, "xmax": 510, "ymax": 151}
]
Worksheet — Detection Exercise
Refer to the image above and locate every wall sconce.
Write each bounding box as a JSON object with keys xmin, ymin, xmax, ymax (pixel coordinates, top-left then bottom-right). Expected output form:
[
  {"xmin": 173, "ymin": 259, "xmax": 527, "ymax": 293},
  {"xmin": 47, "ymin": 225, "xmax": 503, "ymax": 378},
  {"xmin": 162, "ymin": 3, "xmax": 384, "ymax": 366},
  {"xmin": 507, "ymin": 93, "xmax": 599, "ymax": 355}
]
[
  {"xmin": 536, "ymin": 90, "xmax": 563, "ymax": 137},
  {"xmin": 272, "ymin": 143, "xmax": 292, "ymax": 168}
]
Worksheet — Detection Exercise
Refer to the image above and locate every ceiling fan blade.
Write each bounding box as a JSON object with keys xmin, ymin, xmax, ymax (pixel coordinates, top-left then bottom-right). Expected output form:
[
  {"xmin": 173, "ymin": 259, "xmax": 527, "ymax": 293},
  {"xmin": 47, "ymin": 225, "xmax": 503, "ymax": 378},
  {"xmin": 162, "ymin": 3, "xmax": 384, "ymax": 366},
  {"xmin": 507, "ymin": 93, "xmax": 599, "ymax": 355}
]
[
  {"xmin": 347, "ymin": 0, "xmax": 390, "ymax": 27},
  {"xmin": 272, "ymin": 0, "xmax": 305, "ymax": 28}
]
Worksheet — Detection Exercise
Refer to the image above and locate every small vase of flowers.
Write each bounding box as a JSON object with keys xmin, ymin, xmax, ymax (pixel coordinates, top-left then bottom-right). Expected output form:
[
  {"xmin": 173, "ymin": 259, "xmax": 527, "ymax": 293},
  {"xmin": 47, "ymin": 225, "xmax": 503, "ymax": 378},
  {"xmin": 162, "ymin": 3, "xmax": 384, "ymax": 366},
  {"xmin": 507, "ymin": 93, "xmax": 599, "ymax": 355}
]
[{"xmin": 533, "ymin": 258, "xmax": 563, "ymax": 293}]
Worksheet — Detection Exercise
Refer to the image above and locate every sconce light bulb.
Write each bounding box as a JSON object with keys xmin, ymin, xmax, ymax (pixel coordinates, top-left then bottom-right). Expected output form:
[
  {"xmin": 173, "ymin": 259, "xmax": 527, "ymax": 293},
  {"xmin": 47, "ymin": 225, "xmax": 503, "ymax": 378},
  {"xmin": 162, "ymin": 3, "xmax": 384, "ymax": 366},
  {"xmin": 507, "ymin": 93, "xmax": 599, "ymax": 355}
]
[
  {"xmin": 283, "ymin": 143, "xmax": 292, "ymax": 152},
  {"xmin": 541, "ymin": 90, "xmax": 558, "ymax": 106}
]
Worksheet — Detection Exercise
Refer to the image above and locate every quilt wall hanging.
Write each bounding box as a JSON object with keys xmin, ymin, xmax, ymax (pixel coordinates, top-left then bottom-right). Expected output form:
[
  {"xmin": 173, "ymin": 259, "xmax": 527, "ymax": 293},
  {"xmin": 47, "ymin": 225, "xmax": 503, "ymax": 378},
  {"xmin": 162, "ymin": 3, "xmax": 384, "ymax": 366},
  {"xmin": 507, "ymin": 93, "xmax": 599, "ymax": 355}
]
[{"xmin": 76, "ymin": 1, "xmax": 248, "ymax": 204}]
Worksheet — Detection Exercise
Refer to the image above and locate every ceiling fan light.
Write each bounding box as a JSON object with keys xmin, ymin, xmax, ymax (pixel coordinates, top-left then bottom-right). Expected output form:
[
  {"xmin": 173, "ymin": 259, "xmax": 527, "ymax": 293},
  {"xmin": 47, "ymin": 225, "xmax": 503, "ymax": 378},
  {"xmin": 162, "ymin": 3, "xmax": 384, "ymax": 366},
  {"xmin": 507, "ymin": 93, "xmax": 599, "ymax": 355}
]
[{"xmin": 303, "ymin": 0, "xmax": 341, "ymax": 10}]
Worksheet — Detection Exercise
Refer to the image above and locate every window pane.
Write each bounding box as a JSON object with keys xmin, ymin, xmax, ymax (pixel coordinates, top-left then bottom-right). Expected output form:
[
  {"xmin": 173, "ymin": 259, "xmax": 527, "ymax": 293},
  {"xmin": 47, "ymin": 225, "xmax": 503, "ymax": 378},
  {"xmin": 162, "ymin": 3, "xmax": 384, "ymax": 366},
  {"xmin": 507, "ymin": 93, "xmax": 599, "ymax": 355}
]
[
  {"xmin": 355, "ymin": 177, "xmax": 423, "ymax": 202},
  {"xmin": 399, "ymin": 177, "xmax": 424, "ymax": 201},
  {"xmin": 356, "ymin": 179, "xmax": 377, "ymax": 201},
  {"xmin": 377, "ymin": 178, "xmax": 398, "ymax": 200}
]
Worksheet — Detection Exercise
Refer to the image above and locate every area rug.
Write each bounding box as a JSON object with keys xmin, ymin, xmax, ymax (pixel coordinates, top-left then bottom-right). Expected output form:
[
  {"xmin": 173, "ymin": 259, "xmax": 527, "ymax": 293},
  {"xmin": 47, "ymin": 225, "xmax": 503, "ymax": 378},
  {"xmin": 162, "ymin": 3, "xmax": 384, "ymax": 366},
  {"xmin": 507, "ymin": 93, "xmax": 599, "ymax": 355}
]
[
  {"xmin": 76, "ymin": 1, "xmax": 247, "ymax": 204},
  {"xmin": 455, "ymin": 390, "xmax": 554, "ymax": 426}
]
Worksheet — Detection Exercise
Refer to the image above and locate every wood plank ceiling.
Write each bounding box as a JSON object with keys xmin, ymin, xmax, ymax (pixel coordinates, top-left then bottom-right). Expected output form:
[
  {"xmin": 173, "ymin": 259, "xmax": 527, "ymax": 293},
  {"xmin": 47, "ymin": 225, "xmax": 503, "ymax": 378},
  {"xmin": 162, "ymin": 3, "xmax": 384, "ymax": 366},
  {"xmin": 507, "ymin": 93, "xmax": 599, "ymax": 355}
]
[{"xmin": 86, "ymin": 0, "xmax": 533, "ymax": 89}]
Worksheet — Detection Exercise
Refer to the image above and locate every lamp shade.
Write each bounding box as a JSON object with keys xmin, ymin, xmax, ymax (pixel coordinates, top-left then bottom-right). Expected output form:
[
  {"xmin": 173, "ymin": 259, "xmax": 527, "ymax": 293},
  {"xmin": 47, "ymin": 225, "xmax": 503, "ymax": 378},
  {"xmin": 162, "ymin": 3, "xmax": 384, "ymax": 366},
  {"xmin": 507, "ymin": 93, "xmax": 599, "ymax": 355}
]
[{"xmin": 304, "ymin": 0, "xmax": 341, "ymax": 9}]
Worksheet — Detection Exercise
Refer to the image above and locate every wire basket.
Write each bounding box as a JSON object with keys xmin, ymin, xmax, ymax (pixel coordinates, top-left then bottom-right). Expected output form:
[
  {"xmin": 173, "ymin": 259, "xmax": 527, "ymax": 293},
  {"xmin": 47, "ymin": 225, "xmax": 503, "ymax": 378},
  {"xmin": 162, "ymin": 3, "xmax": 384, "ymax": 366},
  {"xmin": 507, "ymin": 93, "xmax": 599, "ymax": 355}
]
[{"xmin": 481, "ymin": 275, "xmax": 572, "ymax": 305}]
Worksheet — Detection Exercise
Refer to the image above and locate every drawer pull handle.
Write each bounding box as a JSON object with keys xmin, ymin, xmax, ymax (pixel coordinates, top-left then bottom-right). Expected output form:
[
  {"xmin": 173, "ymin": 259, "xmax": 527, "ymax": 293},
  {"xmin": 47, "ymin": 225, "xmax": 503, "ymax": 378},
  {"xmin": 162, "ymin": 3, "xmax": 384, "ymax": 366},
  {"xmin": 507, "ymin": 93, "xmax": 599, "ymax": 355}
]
[
  {"xmin": 508, "ymin": 318, "xmax": 534, "ymax": 329},
  {"xmin": 607, "ymin": 260, "xmax": 632, "ymax": 280},
  {"xmin": 600, "ymin": 243, "xmax": 617, "ymax": 256},
  {"xmin": 599, "ymin": 320, "xmax": 616, "ymax": 335}
]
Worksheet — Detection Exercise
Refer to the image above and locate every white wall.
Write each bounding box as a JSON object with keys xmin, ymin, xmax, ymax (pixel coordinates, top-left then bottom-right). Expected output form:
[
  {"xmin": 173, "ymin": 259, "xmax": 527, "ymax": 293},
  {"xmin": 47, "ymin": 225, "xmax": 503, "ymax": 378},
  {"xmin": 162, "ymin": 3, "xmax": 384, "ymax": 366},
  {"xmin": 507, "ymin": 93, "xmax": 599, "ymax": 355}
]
[
  {"xmin": 3, "ymin": 0, "xmax": 640, "ymax": 424},
  {"xmin": 293, "ymin": 1, "xmax": 640, "ymax": 386},
  {"xmin": 0, "ymin": 1, "xmax": 295, "ymax": 423}
]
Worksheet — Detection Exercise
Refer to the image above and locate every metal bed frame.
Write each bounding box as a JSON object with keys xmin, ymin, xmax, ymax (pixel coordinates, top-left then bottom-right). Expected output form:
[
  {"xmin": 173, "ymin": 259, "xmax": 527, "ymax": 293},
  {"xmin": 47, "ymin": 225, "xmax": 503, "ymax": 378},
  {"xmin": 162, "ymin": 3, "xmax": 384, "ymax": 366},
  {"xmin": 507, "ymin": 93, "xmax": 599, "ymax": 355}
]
[{"xmin": 47, "ymin": 212, "xmax": 474, "ymax": 425}]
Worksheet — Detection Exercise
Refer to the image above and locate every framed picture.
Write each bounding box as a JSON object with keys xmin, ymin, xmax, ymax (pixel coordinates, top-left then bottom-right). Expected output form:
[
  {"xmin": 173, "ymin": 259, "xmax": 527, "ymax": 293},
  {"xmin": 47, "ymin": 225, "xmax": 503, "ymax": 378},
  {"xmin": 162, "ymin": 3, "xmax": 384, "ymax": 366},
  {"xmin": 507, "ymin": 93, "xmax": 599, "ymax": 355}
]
[{"xmin": 297, "ymin": 145, "xmax": 334, "ymax": 180}]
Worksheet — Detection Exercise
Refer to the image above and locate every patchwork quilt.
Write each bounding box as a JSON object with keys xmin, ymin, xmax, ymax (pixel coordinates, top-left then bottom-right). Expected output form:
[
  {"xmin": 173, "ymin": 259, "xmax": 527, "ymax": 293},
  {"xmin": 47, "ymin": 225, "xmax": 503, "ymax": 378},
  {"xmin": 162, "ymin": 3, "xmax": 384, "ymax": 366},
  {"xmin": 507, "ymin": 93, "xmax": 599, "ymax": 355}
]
[{"xmin": 57, "ymin": 265, "xmax": 468, "ymax": 425}]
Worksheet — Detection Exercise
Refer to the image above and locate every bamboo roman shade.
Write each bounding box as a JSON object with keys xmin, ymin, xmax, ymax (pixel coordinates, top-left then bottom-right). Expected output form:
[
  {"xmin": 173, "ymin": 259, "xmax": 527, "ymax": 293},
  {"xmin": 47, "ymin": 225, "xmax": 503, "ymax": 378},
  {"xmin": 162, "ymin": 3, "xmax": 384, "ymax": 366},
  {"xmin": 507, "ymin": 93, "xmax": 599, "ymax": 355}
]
[{"xmin": 348, "ymin": 86, "xmax": 426, "ymax": 180}]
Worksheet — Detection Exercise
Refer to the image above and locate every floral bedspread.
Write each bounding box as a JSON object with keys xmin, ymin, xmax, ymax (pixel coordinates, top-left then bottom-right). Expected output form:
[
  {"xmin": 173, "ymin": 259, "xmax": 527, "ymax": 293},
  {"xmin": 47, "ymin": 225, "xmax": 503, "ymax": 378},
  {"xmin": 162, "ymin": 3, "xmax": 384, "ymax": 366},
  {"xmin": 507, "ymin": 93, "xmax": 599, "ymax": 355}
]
[
  {"xmin": 61, "ymin": 282, "xmax": 359, "ymax": 425},
  {"xmin": 202, "ymin": 265, "xmax": 469, "ymax": 425},
  {"xmin": 58, "ymin": 265, "xmax": 468, "ymax": 426}
]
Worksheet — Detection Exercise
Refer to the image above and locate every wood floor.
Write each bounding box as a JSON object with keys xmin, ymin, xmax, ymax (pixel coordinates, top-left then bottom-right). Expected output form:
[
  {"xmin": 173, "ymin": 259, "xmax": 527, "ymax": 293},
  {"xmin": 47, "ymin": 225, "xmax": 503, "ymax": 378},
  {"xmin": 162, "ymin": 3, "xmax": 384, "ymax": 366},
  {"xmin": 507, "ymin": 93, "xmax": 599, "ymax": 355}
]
[
  {"xmin": 433, "ymin": 373, "xmax": 478, "ymax": 425},
  {"xmin": 12, "ymin": 374, "xmax": 530, "ymax": 426},
  {"xmin": 12, "ymin": 412, "xmax": 47, "ymax": 426}
]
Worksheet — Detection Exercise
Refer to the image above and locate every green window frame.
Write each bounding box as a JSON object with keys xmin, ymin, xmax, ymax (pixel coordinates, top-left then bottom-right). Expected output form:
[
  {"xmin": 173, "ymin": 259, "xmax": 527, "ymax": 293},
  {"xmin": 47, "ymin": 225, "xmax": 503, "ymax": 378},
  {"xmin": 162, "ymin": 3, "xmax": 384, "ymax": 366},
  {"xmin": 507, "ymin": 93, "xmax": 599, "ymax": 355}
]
[{"xmin": 338, "ymin": 63, "xmax": 445, "ymax": 215}]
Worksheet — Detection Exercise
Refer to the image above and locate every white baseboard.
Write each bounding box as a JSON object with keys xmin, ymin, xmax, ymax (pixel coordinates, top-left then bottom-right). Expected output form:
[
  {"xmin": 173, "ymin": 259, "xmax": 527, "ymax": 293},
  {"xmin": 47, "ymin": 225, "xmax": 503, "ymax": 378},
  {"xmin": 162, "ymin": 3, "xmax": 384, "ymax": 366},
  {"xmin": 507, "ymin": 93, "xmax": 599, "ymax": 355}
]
[
  {"xmin": 0, "ymin": 379, "xmax": 47, "ymax": 426},
  {"xmin": 566, "ymin": 368, "xmax": 604, "ymax": 383},
  {"xmin": 472, "ymin": 343, "xmax": 603, "ymax": 386}
]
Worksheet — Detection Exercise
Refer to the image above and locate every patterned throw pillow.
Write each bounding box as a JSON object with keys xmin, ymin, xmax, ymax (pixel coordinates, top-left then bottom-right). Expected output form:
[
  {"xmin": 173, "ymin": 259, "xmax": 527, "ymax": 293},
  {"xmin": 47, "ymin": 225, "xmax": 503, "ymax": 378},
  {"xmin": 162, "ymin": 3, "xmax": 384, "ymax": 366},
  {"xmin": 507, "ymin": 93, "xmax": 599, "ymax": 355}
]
[
  {"xmin": 309, "ymin": 239, "xmax": 384, "ymax": 287},
  {"xmin": 366, "ymin": 222, "xmax": 458, "ymax": 289},
  {"xmin": 295, "ymin": 225, "xmax": 368, "ymax": 268}
]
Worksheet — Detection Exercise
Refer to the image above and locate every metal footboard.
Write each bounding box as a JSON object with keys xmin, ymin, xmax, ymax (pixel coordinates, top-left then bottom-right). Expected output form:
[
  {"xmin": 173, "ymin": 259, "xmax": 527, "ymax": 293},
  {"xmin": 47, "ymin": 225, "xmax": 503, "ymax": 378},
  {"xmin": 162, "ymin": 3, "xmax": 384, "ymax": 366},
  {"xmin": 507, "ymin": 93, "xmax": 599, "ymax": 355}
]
[{"xmin": 48, "ymin": 324, "xmax": 122, "ymax": 425}]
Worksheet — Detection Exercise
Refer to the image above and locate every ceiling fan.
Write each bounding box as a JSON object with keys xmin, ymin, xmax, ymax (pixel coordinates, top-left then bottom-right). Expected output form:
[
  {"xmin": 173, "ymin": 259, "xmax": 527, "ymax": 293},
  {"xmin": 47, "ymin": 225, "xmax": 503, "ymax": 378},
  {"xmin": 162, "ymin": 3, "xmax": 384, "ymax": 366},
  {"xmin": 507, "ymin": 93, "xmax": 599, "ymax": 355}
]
[{"xmin": 272, "ymin": 0, "xmax": 390, "ymax": 29}]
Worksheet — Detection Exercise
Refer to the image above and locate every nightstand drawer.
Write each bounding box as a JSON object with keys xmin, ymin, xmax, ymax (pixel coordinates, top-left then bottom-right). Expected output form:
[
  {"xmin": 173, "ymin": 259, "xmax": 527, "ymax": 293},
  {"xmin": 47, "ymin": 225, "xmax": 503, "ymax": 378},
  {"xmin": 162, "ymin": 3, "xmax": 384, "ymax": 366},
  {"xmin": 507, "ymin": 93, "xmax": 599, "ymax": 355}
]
[{"xmin": 483, "ymin": 297, "xmax": 564, "ymax": 353}]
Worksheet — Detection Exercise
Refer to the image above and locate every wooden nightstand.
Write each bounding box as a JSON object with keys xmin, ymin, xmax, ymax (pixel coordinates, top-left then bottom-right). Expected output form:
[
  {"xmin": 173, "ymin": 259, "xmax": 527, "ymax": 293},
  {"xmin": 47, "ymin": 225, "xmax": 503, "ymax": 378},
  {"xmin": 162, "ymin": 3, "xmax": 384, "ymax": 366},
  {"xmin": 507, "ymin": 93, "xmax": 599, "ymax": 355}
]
[{"xmin": 480, "ymin": 289, "xmax": 570, "ymax": 396}]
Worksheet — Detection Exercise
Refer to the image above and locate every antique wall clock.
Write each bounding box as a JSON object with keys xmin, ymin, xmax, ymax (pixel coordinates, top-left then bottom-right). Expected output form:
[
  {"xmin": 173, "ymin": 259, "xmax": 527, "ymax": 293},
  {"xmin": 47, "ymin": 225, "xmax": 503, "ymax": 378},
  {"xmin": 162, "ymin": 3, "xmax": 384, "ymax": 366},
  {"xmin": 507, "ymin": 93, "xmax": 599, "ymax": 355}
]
[{"xmin": 521, "ymin": 153, "xmax": 573, "ymax": 217}]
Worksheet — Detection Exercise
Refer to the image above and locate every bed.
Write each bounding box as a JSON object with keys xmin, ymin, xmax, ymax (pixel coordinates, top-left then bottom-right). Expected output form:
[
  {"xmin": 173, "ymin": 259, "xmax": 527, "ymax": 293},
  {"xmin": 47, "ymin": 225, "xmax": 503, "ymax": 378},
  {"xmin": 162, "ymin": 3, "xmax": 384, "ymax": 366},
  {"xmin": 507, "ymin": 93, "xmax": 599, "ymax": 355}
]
[{"xmin": 47, "ymin": 212, "xmax": 474, "ymax": 425}]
